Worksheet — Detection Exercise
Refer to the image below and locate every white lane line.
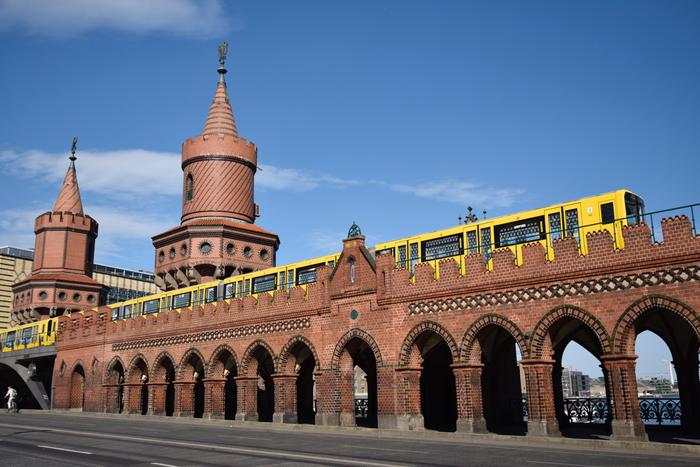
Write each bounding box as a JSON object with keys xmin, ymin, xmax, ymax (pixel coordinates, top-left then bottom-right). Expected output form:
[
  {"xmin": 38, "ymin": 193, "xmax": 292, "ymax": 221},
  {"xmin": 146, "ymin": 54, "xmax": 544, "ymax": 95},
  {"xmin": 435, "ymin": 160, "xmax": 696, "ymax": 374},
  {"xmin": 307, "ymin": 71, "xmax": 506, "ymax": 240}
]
[
  {"xmin": 342, "ymin": 445, "xmax": 427, "ymax": 454},
  {"xmin": 152, "ymin": 463, "xmax": 179, "ymax": 467},
  {"xmin": 216, "ymin": 434, "xmax": 265, "ymax": 440},
  {"xmin": 12, "ymin": 424, "xmax": 409, "ymax": 467},
  {"xmin": 527, "ymin": 462, "xmax": 602, "ymax": 467},
  {"xmin": 37, "ymin": 445, "xmax": 92, "ymax": 455}
]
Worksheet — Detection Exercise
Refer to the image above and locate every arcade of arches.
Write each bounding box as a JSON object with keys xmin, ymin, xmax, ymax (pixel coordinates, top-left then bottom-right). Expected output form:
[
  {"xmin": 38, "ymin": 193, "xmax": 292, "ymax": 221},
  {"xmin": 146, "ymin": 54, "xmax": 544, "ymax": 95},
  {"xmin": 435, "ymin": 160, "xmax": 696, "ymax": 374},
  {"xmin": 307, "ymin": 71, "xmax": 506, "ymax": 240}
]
[{"xmin": 52, "ymin": 225, "xmax": 700, "ymax": 442}]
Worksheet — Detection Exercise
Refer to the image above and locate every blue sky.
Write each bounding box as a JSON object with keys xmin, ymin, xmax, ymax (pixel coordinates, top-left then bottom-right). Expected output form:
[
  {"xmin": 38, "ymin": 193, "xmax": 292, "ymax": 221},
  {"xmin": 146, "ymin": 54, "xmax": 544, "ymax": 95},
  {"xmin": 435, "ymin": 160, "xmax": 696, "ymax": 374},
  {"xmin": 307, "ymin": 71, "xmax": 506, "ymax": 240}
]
[{"xmin": 0, "ymin": 0, "xmax": 698, "ymax": 379}]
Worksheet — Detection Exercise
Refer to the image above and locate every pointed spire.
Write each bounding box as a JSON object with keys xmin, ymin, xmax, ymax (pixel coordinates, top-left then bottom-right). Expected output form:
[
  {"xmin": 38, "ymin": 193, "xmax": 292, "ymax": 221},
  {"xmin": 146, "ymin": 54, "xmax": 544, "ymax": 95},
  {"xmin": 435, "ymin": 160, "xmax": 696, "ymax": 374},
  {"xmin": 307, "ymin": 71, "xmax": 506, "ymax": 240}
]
[
  {"xmin": 53, "ymin": 137, "xmax": 84, "ymax": 214},
  {"xmin": 203, "ymin": 41, "xmax": 239, "ymax": 137}
]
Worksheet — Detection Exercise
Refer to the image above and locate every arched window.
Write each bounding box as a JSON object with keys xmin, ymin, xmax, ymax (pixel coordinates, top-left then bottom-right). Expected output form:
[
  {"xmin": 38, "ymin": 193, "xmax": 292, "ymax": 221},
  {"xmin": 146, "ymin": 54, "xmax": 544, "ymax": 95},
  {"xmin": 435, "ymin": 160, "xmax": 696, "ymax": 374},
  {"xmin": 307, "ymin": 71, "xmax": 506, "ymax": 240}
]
[
  {"xmin": 185, "ymin": 173, "xmax": 194, "ymax": 202},
  {"xmin": 348, "ymin": 255, "xmax": 356, "ymax": 284}
]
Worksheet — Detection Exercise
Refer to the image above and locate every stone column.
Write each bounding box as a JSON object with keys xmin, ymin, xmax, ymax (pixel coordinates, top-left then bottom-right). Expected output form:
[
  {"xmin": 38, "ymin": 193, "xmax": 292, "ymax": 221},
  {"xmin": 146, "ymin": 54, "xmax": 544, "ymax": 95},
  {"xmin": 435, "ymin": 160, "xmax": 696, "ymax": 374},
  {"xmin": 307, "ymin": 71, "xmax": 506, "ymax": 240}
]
[
  {"xmin": 520, "ymin": 359, "xmax": 560, "ymax": 437},
  {"xmin": 601, "ymin": 354, "xmax": 647, "ymax": 441},
  {"xmin": 148, "ymin": 382, "xmax": 167, "ymax": 415},
  {"xmin": 394, "ymin": 367, "xmax": 424, "ymax": 430},
  {"xmin": 272, "ymin": 373, "xmax": 298, "ymax": 423},
  {"xmin": 204, "ymin": 378, "xmax": 226, "ymax": 419},
  {"xmin": 173, "ymin": 381, "xmax": 195, "ymax": 417},
  {"xmin": 339, "ymin": 365, "xmax": 355, "ymax": 427},
  {"xmin": 234, "ymin": 376, "xmax": 259, "ymax": 421},
  {"xmin": 314, "ymin": 370, "xmax": 340, "ymax": 426},
  {"xmin": 122, "ymin": 383, "xmax": 141, "ymax": 414},
  {"xmin": 453, "ymin": 363, "xmax": 487, "ymax": 433}
]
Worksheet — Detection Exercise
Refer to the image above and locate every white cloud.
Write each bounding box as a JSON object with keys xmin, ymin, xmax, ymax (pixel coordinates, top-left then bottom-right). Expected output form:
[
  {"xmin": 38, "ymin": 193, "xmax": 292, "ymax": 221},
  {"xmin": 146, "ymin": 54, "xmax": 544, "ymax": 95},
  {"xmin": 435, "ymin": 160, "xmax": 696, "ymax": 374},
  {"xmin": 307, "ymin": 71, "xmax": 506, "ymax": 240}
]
[
  {"xmin": 0, "ymin": 0, "xmax": 230, "ymax": 38},
  {"xmin": 0, "ymin": 208, "xmax": 40, "ymax": 249},
  {"xmin": 257, "ymin": 164, "xmax": 360, "ymax": 192},
  {"xmin": 388, "ymin": 179, "xmax": 523, "ymax": 209}
]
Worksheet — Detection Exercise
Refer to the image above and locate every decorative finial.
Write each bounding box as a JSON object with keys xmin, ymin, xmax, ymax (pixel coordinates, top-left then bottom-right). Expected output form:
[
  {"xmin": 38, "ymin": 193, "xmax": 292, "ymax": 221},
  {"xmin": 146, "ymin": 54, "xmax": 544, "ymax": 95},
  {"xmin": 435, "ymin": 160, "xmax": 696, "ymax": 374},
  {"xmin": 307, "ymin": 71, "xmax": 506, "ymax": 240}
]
[
  {"xmin": 217, "ymin": 41, "xmax": 229, "ymax": 81},
  {"xmin": 347, "ymin": 221, "xmax": 362, "ymax": 239},
  {"xmin": 70, "ymin": 136, "xmax": 78, "ymax": 163},
  {"xmin": 465, "ymin": 206, "xmax": 478, "ymax": 224}
]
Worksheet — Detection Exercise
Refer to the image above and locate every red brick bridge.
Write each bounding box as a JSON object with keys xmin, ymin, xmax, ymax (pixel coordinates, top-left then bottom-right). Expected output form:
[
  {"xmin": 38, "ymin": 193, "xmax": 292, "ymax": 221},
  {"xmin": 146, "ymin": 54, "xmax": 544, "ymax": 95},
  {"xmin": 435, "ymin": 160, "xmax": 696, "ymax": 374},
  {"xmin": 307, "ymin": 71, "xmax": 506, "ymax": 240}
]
[{"xmin": 52, "ymin": 217, "xmax": 700, "ymax": 441}]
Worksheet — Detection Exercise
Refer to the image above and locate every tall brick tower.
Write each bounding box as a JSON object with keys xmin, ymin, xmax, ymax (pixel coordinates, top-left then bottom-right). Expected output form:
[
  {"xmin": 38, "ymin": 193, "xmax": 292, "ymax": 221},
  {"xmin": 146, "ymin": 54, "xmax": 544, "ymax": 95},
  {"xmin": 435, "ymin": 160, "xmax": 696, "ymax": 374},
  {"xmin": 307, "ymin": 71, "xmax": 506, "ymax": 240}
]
[
  {"xmin": 152, "ymin": 42, "xmax": 279, "ymax": 291},
  {"xmin": 11, "ymin": 139, "xmax": 109, "ymax": 325}
]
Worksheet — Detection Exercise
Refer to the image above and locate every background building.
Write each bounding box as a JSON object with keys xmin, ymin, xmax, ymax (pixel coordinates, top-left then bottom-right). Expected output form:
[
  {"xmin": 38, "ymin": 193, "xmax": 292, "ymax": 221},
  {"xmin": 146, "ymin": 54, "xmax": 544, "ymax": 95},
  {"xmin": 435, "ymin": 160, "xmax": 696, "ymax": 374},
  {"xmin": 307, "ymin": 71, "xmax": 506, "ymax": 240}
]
[
  {"xmin": 0, "ymin": 245, "xmax": 157, "ymax": 329},
  {"xmin": 561, "ymin": 367, "xmax": 592, "ymax": 398}
]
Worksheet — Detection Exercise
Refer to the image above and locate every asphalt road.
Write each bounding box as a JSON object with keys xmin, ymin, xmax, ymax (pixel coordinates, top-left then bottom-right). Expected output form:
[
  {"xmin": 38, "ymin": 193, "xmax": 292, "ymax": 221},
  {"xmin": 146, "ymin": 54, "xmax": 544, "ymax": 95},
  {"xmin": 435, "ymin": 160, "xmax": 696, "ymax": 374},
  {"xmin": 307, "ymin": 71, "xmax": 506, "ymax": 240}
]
[{"xmin": 0, "ymin": 412, "xmax": 696, "ymax": 467}]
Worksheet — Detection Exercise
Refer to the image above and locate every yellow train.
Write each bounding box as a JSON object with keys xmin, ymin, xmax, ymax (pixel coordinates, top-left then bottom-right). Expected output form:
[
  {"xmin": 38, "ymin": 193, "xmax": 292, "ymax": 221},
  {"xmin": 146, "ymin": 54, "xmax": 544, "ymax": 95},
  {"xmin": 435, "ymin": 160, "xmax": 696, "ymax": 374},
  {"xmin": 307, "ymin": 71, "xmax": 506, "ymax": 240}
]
[
  {"xmin": 0, "ymin": 317, "xmax": 58, "ymax": 352},
  {"xmin": 0, "ymin": 189, "xmax": 646, "ymax": 337}
]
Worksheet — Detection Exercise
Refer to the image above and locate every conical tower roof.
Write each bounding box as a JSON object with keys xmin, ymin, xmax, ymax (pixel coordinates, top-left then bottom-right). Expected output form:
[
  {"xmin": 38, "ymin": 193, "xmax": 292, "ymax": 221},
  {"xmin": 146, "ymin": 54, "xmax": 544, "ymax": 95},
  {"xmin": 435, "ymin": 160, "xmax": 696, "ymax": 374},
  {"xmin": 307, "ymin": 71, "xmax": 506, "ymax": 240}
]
[
  {"xmin": 203, "ymin": 76, "xmax": 239, "ymax": 137},
  {"xmin": 53, "ymin": 149, "xmax": 84, "ymax": 214}
]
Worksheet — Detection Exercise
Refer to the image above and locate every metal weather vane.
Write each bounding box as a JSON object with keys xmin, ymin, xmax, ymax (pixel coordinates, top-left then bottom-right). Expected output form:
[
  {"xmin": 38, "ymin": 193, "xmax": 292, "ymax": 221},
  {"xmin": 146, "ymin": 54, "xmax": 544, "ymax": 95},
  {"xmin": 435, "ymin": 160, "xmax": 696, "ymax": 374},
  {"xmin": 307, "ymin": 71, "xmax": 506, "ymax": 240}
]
[
  {"xmin": 70, "ymin": 136, "xmax": 78, "ymax": 162},
  {"xmin": 218, "ymin": 41, "xmax": 229, "ymax": 67}
]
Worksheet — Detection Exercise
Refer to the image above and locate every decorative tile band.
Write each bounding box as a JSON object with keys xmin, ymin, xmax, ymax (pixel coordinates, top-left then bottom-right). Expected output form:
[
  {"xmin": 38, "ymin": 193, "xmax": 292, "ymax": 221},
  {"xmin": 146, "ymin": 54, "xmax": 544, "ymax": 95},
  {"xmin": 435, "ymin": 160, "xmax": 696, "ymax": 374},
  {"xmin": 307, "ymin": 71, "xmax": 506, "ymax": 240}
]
[
  {"xmin": 408, "ymin": 266, "xmax": 699, "ymax": 315},
  {"xmin": 112, "ymin": 317, "xmax": 311, "ymax": 351}
]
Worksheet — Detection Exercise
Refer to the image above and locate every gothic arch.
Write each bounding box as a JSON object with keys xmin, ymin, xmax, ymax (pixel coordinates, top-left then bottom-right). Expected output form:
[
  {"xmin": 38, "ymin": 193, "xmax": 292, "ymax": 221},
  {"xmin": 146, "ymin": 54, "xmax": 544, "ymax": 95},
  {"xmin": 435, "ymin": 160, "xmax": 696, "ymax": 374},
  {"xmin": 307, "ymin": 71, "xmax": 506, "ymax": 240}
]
[
  {"xmin": 125, "ymin": 354, "xmax": 149, "ymax": 383},
  {"xmin": 330, "ymin": 328, "xmax": 383, "ymax": 370},
  {"xmin": 103, "ymin": 356, "xmax": 126, "ymax": 384},
  {"xmin": 70, "ymin": 360, "xmax": 86, "ymax": 378},
  {"xmin": 152, "ymin": 351, "xmax": 177, "ymax": 381},
  {"xmin": 460, "ymin": 314, "xmax": 528, "ymax": 362},
  {"xmin": 278, "ymin": 335, "xmax": 321, "ymax": 372},
  {"xmin": 207, "ymin": 344, "xmax": 239, "ymax": 375},
  {"xmin": 530, "ymin": 305, "xmax": 611, "ymax": 358},
  {"xmin": 176, "ymin": 348, "xmax": 207, "ymax": 380},
  {"xmin": 240, "ymin": 340, "xmax": 277, "ymax": 376},
  {"xmin": 613, "ymin": 294, "xmax": 700, "ymax": 354},
  {"xmin": 399, "ymin": 321, "xmax": 458, "ymax": 367}
]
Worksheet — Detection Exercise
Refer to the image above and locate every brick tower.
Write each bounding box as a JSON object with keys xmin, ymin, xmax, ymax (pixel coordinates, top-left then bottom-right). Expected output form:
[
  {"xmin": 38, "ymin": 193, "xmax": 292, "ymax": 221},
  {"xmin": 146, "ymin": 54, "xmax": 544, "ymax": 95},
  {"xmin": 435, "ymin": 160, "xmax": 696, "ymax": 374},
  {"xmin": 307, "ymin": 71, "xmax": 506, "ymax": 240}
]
[
  {"xmin": 11, "ymin": 139, "xmax": 109, "ymax": 325},
  {"xmin": 152, "ymin": 42, "xmax": 279, "ymax": 291}
]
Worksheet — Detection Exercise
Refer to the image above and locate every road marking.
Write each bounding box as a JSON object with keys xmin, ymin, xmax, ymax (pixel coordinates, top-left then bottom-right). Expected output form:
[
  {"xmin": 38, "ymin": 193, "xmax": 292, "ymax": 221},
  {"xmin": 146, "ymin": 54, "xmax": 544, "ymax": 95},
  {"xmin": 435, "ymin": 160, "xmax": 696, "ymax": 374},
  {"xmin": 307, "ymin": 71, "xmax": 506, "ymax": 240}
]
[
  {"xmin": 152, "ymin": 463, "xmax": 179, "ymax": 467},
  {"xmin": 216, "ymin": 434, "xmax": 265, "ymax": 440},
  {"xmin": 37, "ymin": 445, "xmax": 92, "ymax": 455},
  {"xmin": 5, "ymin": 424, "xmax": 408, "ymax": 467},
  {"xmin": 342, "ymin": 445, "xmax": 427, "ymax": 454},
  {"xmin": 527, "ymin": 462, "xmax": 602, "ymax": 467}
]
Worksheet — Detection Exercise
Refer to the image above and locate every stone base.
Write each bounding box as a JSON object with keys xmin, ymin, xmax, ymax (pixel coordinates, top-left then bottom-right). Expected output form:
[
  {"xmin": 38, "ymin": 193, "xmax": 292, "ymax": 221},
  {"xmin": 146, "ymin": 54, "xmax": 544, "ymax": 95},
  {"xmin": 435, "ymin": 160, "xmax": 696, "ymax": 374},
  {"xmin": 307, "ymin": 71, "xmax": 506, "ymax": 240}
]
[
  {"xmin": 527, "ymin": 419, "xmax": 561, "ymax": 437},
  {"xmin": 339, "ymin": 412, "xmax": 356, "ymax": 427},
  {"xmin": 235, "ymin": 412, "xmax": 258, "ymax": 422},
  {"xmin": 273, "ymin": 412, "xmax": 297, "ymax": 424},
  {"xmin": 456, "ymin": 417, "xmax": 487, "ymax": 433},
  {"xmin": 315, "ymin": 412, "xmax": 340, "ymax": 426},
  {"xmin": 611, "ymin": 420, "xmax": 648, "ymax": 441},
  {"xmin": 391, "ymin": 414, "xmax": 425, "ymax": 431},
  {"xmin": 206, "ymin": 413, "xmax": 225, "ymax": 420},
  {"xmin": 174, "ymin": 411, "xmax": 193, "ymax": 417}
]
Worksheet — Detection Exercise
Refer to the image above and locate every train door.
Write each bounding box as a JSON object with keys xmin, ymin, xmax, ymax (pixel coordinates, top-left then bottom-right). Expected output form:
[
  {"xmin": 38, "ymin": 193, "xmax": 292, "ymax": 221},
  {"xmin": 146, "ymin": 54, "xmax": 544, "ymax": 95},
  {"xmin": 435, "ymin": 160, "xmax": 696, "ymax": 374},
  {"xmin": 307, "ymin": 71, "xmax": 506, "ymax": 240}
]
[
  {"xmin": 561, "ymin": 201, "xmax": 583, "ymax": 253},
  {"xmin": 597, "ymin": 197, "xmax": 619, "ymax": 248},
  {"xmin": 544, "ymin": 207, "xmax": 564, "ymax": 260}
]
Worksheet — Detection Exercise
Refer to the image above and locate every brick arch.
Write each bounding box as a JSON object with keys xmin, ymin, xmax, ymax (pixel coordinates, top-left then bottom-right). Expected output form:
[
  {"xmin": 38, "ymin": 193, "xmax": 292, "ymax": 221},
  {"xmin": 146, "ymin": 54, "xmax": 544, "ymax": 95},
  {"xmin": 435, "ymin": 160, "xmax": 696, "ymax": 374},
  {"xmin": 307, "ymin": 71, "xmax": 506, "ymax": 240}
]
[
  {"xmin": 103, "ymin": 356, "xmax": 126, "ymax": 385},
  {"xmin": 125, "ymin": 354, "xmax": 150, "ymax": 383},
  {"xmin": 240, "ymin": 340, "xmax": 277, "ymax": 376},
  {"xmin": 176, "ymin": 348, "xmax": 207, "ymax": 380},
  {"xmin": 399, "ymin": 321, "xmax": 459, "ymax": 367},
  {"xmin": 278, "ymin": 335, "xmax": 321, "ymax": 373},
  {"xmin": 613, "ymin": 294, "xmax": 700, "ymax": 354},
  {"xmin": 330, "ymin": 328, "xmax": 383, "ymax": 370},
  {"xmin": 151, "ymin": 351, "xmax": 177, "ymax": 381},
  {"xmin": 69, "ymin": 361, "xmax": 86, "ymax": 409},
  {"xmin": 530, "ymin": 305, "xmax": 611, "ymax": 359},
  {"xmin": 70, "ymin": 359, "xmax": 86, "ymax": 377},
  {"xmin": 207, "ymin": 344, "xmax": 239, "ymax": 376},
  {"xmin": 460, "ymin": 313, "xmax": 528, "ymax": 362}
]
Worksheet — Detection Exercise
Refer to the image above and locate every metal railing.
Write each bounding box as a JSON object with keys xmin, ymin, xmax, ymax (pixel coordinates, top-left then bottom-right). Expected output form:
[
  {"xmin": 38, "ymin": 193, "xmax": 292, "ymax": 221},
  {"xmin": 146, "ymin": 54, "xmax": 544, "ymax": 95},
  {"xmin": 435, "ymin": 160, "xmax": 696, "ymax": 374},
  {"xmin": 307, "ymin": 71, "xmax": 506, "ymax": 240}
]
[{"xmin": 355, "ymin": 398, "xmax": 369, "ymax": 418}]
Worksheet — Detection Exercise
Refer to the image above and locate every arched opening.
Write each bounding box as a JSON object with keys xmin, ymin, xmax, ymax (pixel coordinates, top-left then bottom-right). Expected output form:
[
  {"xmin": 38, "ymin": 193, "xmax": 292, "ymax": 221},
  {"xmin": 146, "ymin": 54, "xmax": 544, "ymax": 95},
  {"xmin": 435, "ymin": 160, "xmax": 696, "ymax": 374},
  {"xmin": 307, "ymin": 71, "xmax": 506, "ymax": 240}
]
[
  {"xmin": 153, "ymin": 356, "xmax": 176, "ymax": 417},
  {"xmin": 185, "ymin": 173, "xmax": 194, "ymax": 201},
  {"xmin": 69, "ymin": 365, "xmax": 85, "ymax": 410},
  {"xmin": 629, "ymin": 307, "xmax": 700, "ymax": 439},
  {"xmin": 546, "ymin": 317, "xmax": 609, "ymax": 438},
  {"xmin": 560, "ymin": 341, "xmax": 608, "ymax": 438},
  {"xmin": 211, "ymin": 348, "xmax": 238, "ymax": 420},
  {"xmin": 338, "ymin": 337, "xmax": 378, "ymax": 428},
  {"xmin": 106, "ymin": 360, "xmax": 125, "ymax": 413},
  {"xmin": 476, "ymin": 325, "xmax": 525, "ymax": 435},
  {"xmin": 182, "ymin": 353, "xmax": 206, "ymax": 418},
  {"xmin": 285, "ymin": 341, "xmax": 317, "ymax": 424},
  {"xmin": 412, "ymin": 332, "xmax": 457, "ymax": 432},
  {"xmin": 250, "ymin": 346, "xmax": 275, "ymax": 422},
  {"xmin": 0, "ymin": 363, "xmax": 39, "ymax": 410},
  {"xmin": 127, "ymin": 357, "xmax": 149, "ymax": 415}
]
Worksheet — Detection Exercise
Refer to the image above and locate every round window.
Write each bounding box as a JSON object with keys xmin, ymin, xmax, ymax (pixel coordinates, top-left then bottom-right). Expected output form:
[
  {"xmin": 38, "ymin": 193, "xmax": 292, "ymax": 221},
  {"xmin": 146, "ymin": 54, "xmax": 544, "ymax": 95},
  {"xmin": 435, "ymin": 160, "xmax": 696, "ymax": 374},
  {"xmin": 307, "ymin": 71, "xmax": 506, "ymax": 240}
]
[
  {"xmin": 169, "ymin": 247, "xmax": 176, "ymax": 259},
  {"xmin": 243, "ymin": 246, "xmax": 252, "ymax": 258},
  {"xmin": 180, "ymin": 244, "xmax": 188, "ymax": 256},
  {"xmin": 200, "ymin": 241, "xmax": 212, "ymax": 254},
  {"xmin": 158, "ymin": 251, "xmax": 165, "ymax": 263},
  {"xmin": 87, "ymin": 294, "xmax": 95, "ymax": 303},
  {"xmin": 58, "ymin": 292, "xmax": 67, "ymax": 301},
  {"xmin": 260, "ymin": 249, "xmax": 270, "ymax": 261},
  {"xmin": 38, "ymin": 291, "xmax": 48, "ymax": 301},
  {"xmin": 226, "ymin": 243, "xmax": 235, "ymax": 256},
  {"xmin": 73, "ymin": 293, "xmax": 81, "ymax": 302}
]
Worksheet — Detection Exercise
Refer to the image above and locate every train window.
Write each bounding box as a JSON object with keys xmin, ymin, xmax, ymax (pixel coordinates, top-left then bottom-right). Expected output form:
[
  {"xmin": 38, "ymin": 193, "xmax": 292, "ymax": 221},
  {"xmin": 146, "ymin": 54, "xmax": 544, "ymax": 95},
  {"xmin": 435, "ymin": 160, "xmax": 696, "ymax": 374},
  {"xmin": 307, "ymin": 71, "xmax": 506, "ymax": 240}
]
[
  {"xmin": 467, "ymin": 231, "xmax": 478, "ymax": 255},
  {"xmin": 111, "ymin": 307, "xmax": 120, "ymax": 320},
  {"xmin": 224, "ymin": 283, "xmax": 234, "ymax": 299},
  {"xmin": 5, "ymin": 331, "xmax": 15, "ymax": 348},
  {"xmin": 47, "ymin": 320, "xmax": 53, "ymax": 334},
  {"xmin": 422, "ymin": 234, "xmax": 463, "ymax": 261},
  {"xmin": 198, "ymin": 289, "xmax": 204, "ymax": 305},
  {"xmin": 480, "ymin": 227, "xmax": 492, "ymax": 262},
  {"xmin": 625, "ymin": 193, "xmax": 645, "ymax": 225},
  {"xmin": 565, "ymin": 209, "xmax": 580, "ymax": 242},
  {"xmin": 143, "ymin": 299, "xmax": 160, "ymax": 314},
  {"xmin": 278, "ymin": 272, "xmax": 286, "ymax": 290},
  {"xmin": 21, "ymin": 328, "xmax": 32, "ymax": 345},
  {"xmin": 253, "ymin": 274, "xmax": 277, "ymax": 294},
  {"xmin": 244, "ymin": 280, "xmax": 251, "ymax": 296},
  {"xmin": 237, "ymin": 281, "xmax": 243, "ymax": 297},
  {"xmin": 548, "ymin": 213, "xmax": 562, "ymax": 244},
  {"xmin": 123, "ymin": 305, "xmax": 132, "ymax": 318},
  {"xmin": 376, "ymin": 247, "xmax": 394, "ymax": 257},
  {"xmin": 297, "ymin": 264, "xmax": 322, "ymax": 285},
  {"xmin": 397, "ymin": 245, "xmax": 407, "ymax": 269},
  {"xmin": 205, "ymin": 287, "xmax": 217, "ymax": 303},
  {"xmin": 494, "ymin": 216, "xmax": 545, "ymax": 248},
  {"xmin": 409, "ymin": 243, "xmax": 419, "ymax": 275},
  {"xmin": 601, "ymin": 203, "xmax": 615, "ymax": 224},
  {"xmin": 172, "ymin": 292, "xmax": 191, "ymax": 310}
]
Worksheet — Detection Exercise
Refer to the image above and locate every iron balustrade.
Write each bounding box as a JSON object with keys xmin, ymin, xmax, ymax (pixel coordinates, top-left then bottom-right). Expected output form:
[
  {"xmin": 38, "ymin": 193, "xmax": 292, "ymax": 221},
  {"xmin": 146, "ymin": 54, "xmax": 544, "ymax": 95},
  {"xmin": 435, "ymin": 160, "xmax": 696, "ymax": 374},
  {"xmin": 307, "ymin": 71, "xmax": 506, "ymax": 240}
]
[{"xmin": 355, "ymin": 398, "xmax": 369, "ymax": 418}]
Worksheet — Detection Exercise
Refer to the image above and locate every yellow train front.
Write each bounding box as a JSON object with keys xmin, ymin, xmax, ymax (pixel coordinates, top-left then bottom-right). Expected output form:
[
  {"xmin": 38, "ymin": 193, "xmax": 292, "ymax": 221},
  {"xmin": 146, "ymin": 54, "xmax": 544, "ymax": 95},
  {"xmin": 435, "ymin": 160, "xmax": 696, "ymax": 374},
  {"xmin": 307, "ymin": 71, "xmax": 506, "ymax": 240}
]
[{"xmin": 0, "ymin": 317, "xmax": 58, "ymax": 352}]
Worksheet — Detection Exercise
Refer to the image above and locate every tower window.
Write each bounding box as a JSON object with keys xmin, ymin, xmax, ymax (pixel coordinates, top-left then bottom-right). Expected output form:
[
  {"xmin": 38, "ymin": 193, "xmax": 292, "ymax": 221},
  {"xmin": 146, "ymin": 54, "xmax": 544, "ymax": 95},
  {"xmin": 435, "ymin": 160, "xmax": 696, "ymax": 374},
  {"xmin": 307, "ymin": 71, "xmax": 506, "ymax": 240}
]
[
  {"xmin": 185, "ymin": 173, "xmax": 194, "ymax": 202},
  {"xmin": 348, "ymin": 255, "xmax": 356, "ymax": 284}
]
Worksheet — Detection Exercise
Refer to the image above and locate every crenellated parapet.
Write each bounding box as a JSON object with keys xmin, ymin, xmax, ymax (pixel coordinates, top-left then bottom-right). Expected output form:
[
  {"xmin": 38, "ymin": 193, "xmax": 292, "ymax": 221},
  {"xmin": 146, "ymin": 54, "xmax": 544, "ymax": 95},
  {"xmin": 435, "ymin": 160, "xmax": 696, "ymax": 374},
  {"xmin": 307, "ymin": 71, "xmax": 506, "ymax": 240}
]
[{"xmin": 181, "ymin": 134, "xmax": 257, "ymax": 169}]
